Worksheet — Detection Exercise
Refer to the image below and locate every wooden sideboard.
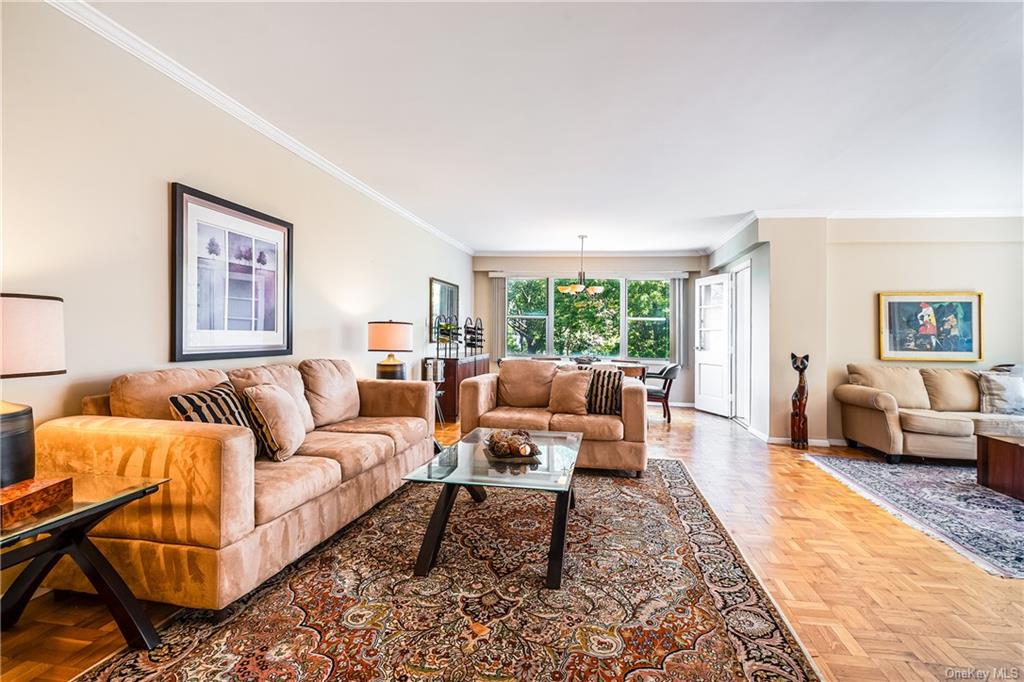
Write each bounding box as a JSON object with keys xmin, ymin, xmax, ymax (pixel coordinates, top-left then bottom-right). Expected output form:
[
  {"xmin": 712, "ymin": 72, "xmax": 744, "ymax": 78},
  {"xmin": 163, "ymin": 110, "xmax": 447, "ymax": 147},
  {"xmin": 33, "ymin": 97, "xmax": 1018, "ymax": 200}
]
[{"xmin": 427, "ymin": 354, "xmax": 490, "ymax": 423}]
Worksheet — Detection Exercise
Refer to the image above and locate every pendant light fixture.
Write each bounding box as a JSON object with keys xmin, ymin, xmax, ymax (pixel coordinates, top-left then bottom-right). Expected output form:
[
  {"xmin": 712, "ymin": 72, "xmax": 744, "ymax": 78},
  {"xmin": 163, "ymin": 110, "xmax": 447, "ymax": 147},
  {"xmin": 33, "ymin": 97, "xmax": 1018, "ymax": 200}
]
[{"xmin": 557, "ymin": 235, "xmax": 604, "ymax": 296}]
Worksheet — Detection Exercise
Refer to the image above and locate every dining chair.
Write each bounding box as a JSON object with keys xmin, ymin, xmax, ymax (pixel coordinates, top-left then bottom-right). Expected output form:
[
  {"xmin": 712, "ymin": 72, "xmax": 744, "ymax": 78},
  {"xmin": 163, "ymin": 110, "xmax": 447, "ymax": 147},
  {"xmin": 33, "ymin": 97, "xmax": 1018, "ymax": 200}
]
[{"xmin": 645, "ymin": 363, "xmax": 681, "ymax": 423}]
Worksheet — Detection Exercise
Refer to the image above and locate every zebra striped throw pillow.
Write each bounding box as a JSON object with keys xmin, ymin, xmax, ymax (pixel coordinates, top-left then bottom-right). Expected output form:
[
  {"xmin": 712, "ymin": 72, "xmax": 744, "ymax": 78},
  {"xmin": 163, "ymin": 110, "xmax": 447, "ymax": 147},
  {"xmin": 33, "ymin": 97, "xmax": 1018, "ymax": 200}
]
[
  {"xmin": 169, "ymin": 382, "xmax": 253, "ymax": 430},
  {"xmin": 585, "ymin": 368, "xmax": 623, "ymax": 415}
]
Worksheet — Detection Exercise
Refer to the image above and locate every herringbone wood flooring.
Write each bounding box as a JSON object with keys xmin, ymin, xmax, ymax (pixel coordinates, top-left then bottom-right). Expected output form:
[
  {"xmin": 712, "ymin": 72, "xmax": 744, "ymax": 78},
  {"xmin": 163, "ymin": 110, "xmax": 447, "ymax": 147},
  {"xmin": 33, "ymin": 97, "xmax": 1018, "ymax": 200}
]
[{"xmin": 2, "ymin": 408, "xmax": 1021, "ymax": 681}]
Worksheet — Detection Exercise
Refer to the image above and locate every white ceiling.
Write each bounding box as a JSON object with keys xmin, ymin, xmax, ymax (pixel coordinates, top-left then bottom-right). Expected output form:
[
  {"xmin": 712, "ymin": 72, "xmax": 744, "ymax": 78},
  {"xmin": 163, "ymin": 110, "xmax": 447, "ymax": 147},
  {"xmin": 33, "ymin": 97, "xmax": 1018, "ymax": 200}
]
[{"xmin": 92, "ymin": 1, "xmax": 1022, "ymax": 254}]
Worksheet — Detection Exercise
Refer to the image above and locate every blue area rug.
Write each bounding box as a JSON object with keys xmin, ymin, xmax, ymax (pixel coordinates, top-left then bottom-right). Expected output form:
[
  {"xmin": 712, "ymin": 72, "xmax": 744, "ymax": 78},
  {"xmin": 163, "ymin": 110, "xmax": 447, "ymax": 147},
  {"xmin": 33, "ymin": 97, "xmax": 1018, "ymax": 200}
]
[{"xmin": 806, "ymin": 455, "xmax": 1024, "ymax": 578}]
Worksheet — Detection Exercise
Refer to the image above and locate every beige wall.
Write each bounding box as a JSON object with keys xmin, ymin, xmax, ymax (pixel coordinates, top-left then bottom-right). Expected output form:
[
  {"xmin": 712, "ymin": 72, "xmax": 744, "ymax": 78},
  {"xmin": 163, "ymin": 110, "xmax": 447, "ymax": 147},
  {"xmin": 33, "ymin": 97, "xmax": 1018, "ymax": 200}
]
[
  {"xmin": 1, "ymin": 3, "xmax": 474, "ymax": 422},
  {"xmin": 826, "ymin": 218, "xmax": 1024, "ymax": 439},
  {"xmin": 472, "ymin": 255, "xmax": 703, "ymax": 404},
  {"xmin": 710, "ymin": 215, "xmax": 1023, "ymax": 444}
]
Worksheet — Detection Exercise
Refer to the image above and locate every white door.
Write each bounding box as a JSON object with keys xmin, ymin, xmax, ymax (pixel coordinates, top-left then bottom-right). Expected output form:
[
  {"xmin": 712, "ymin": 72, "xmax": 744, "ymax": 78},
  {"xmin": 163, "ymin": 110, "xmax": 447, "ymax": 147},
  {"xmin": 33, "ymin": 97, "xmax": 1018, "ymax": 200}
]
[
  {"xmin": 694, "ymin": 273, "xmax": 732, "ymax": 416},
  {"xmin": 732, "ymin": 265, "xmax": 752, "ymax": 426}
]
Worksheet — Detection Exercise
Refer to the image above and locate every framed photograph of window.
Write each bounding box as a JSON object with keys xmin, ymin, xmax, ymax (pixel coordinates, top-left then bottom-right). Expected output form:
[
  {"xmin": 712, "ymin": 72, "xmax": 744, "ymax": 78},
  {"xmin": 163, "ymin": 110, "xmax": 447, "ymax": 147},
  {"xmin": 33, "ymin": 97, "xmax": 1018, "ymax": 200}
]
[
  {"xmin": 878, "ymin": 291, "xmax": 982, "ymax": 362},
  {"xmin": 172, "ymin": 183, "xmax": 293, "ymax": 362}
]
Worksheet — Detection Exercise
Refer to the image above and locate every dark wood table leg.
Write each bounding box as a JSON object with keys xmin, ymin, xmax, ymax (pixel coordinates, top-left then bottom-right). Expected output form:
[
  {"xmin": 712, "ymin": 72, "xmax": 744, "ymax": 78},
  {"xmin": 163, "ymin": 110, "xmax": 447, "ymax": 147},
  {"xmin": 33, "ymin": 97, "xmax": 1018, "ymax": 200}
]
[
  {"xmin": 546, "ymin": 489, "xmax": 573, "ymax": 589},
  {"xmin": 569, "ymin": 487, "xmax": 576, "ymax": 509},
  {"xmin": 65, "ymin": 534, "xmax": 161, "ymax": 649},
  {"xmin": 1, "ymin": 550, "xmax": 64, "ymax": 629},
  {"xmin": 414, "ymin": 484, "xmax": 459, "ymax": 577},
  {"xmin": 464, "ymin": 485, "xmax": 487, "ymax": 503}
]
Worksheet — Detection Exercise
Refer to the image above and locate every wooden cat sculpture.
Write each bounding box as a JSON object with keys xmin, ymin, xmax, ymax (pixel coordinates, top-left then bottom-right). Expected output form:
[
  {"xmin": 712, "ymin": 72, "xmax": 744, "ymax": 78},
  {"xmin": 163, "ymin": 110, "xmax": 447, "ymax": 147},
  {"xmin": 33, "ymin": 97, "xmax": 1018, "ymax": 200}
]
[{"xmin": 790, "ymin": 353, "xmax": 809, "ymax": 449}]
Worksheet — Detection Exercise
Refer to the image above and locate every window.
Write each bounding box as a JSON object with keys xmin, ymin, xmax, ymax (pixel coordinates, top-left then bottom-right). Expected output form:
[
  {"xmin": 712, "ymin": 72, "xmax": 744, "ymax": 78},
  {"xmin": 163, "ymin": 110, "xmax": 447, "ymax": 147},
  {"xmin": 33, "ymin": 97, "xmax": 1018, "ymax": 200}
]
[
  {"xmin": 506, "ymin": 278, "xmax": 548, "ymax": 355},
  {"xmin": 553, "ymin": 278, "xmax": 621, "ymax": 356},
  {"xmin": 626, "ymin": 279, "xmax": 670, "ymax": 359},
  {"xmin": 505, "ymin": 276, "xmax": 675, "ymax": 361}
]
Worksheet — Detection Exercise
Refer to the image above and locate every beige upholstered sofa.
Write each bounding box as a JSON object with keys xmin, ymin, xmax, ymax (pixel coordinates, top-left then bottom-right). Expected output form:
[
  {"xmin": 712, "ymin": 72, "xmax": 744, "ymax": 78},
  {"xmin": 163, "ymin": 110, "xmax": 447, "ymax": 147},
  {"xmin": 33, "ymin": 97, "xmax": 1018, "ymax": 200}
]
[
  {"xmin": 834, "ymin": 364, "xmax": 1024, "ymax": 462},
  {"xmin": 460, "ymin": 359, "xmax": 648, "ymax": 475},
  {"xmin": 35, "ymin": 359, "xmax": 434, "ymax": 611}
]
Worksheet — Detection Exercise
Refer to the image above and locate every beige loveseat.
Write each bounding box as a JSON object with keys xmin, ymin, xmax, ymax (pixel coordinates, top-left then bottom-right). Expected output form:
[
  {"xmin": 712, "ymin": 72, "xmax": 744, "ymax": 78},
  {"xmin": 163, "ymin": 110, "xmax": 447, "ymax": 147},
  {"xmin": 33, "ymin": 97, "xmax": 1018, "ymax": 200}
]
[
  {"xmin": 34, "ymin": 359, "xmax": 434, "ymax": 611},
  {"xmin": 460, "ymin": 359, "xmax": 648, "ymax": 475},
  {"xmin": 834, "ymin": 364, "xmax": 1024, "ymax": 462}
]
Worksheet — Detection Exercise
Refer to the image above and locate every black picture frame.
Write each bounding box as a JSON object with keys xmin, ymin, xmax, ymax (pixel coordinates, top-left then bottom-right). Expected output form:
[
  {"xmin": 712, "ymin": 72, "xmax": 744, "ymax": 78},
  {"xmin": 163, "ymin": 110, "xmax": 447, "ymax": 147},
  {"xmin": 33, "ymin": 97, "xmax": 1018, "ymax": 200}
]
[
  {"xmin": 429, "ymin": 277, "xmax": 459, "ymax": 342},
  {"xmin": 171, "ymin": 183, "xmax": 293, "ymax": 362}
]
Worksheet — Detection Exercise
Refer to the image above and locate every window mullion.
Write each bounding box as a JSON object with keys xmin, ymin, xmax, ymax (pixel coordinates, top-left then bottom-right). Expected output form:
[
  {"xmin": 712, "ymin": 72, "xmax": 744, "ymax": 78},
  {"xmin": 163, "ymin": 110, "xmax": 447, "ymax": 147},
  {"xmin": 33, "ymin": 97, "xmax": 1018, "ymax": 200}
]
[
  {"xmin": 620, "ymin": 278, "xmax": 627, "ymax": 359},
  {"xmin": 546, "ymin": 277, "xmax": 554, "ymax": 355}
]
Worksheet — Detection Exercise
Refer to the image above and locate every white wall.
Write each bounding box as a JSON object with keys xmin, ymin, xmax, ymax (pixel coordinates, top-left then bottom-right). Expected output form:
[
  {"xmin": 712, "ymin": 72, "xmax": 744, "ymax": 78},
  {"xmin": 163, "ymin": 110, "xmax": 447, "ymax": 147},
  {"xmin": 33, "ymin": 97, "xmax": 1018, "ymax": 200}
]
[
  {"xmin": 1, "ymin": 3, "xmax": 474, "ymax": 422},
  {"xmin": 472, "ymin": 254, "xmax": 703, "ymax": 404}
]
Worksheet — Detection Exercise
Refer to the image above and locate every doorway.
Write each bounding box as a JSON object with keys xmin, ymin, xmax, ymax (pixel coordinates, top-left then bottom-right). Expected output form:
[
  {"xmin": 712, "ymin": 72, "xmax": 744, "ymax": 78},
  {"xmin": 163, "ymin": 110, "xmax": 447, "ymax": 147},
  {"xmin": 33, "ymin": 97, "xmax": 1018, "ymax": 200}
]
[{"xmin": 732, "ymin": 263, "xmax": 752, "ymax": 427}]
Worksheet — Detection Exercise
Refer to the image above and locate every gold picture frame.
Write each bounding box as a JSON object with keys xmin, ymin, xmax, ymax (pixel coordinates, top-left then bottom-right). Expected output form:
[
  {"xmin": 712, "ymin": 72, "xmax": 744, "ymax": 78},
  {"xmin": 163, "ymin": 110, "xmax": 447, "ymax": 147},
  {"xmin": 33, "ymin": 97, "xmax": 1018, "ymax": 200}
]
[{"xmin": 877, "ymin": 291, "xmax": 982, "ymax": 362}]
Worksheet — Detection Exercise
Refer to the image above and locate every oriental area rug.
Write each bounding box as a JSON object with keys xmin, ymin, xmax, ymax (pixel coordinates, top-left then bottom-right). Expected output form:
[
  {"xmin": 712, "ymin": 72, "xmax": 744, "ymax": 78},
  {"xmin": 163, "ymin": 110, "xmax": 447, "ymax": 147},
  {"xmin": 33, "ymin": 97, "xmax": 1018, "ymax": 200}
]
[
  {"xmin": 806, "ymin": 454, "xmax": 1024, "ymax": 579},
  {"xmin": 79, "ymin": 459, "xmax": 818, "ymax": 681}
]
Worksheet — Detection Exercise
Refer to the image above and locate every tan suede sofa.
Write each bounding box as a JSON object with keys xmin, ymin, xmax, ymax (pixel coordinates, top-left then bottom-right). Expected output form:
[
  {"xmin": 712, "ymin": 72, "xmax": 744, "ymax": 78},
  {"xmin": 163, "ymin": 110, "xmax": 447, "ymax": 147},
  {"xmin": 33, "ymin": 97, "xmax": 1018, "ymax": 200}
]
[
  {"xmin": 34, "ymin": 359, "xmax": 434, "ymax": 611},
  {"xmin": 834, "ymin": 364, "xmax": 1024, "ymax": 462},
  {"xmin": 460, "ymin": 359, "xmax": 648, "ymax": 475}
]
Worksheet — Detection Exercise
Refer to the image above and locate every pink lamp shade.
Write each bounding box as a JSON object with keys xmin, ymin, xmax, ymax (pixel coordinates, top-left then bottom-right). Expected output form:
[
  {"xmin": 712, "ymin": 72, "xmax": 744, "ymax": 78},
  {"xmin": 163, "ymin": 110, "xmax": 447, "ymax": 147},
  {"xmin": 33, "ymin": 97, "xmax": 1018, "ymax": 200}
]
[
  {"xmin": 0, "ymin": 293, "xmax": 66, "ymax": 378},
  {"xmin": 367, "ymin": 321, "xmax": 414, "ymax": 353}
]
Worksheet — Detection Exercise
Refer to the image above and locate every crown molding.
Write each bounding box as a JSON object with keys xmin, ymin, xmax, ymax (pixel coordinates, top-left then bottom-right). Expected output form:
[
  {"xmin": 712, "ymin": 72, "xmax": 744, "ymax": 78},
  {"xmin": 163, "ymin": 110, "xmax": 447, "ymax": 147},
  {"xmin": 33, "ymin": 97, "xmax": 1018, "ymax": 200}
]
[
  {"xmin": 45, "ymin": 0, "xmax": 474, "ymax": 255},
  {"xmin": 473, "ymin": 249, "xmax": 706, "ymax": 258},
  {"xmin": 826, "ymin": 209, "xmax": 1023, "ymax": 219},
  {"xmin": 702, "ymin": 211, "xmax": 758, "ymax": 255}
]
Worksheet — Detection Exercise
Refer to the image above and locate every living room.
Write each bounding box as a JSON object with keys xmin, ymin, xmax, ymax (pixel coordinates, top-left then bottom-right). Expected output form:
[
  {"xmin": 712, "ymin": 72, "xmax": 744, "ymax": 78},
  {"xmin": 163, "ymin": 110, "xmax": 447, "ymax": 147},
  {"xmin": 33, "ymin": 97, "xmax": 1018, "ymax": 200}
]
[{"xmin": 1, "ymin": 2, "xmax": 1022, "ymax": 681}]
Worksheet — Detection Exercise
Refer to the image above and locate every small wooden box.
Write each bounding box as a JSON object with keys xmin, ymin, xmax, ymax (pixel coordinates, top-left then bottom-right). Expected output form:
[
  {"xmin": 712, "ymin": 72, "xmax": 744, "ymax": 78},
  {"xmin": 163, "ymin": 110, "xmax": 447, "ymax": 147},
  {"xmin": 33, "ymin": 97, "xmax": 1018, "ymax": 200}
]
[{"xmin": 0, "ymin": 477, "xmax": 74, "ymax": 528}]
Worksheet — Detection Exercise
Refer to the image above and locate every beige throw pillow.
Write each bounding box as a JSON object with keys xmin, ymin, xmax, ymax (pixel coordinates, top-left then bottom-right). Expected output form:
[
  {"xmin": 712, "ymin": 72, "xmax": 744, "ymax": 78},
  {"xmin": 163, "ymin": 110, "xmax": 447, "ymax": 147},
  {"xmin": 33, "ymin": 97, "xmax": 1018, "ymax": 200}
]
[
  {"xmin": 243, "ymin": 384, "xmax": 306, "ymax": 461},
  {"xmin": 548, "ymin": 370, "xmax": 592, "ymax": 415},
  {"xmin": 978, "ymin": 372, "xmax": 1024, "ymax": 415}
]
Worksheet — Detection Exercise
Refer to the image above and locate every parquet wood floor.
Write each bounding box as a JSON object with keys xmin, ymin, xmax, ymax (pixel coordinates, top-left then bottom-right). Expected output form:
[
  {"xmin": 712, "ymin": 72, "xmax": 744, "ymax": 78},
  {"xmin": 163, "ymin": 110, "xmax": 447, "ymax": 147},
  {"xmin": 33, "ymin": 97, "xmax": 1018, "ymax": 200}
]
[{"xmin": 2, "ymin": 409, "xmax": 1021, "ymax": 681}]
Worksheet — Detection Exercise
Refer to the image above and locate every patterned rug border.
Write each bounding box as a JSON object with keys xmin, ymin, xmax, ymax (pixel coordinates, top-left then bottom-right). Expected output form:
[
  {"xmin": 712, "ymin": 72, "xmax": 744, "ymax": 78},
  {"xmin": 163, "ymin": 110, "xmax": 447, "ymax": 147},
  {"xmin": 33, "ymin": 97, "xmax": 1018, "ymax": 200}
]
[
  {"xmin": 668, "ymin": 459, "xmax": 824, "ymax": 681},
  {"xmin": 74, "ymin": 459, "xmax": 823, "ymax": 681},
  {"xmin": 805, "ymin": 454, "xmax": 1021, "ymax": 579}
]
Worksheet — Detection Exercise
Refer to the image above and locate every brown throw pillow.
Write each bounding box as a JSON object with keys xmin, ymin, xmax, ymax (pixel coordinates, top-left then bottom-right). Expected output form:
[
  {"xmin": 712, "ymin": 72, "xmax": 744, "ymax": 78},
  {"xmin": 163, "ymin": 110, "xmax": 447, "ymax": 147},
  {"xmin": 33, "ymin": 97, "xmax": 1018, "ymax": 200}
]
[
  {"xmin": 548, "ymin": 370, "xmax": 592, "ymax": 415},
  {"xmin": 585, "ymin": 367, "xmax": 624, "ymax": 415},
  {"xmin": 243, "ymin": 384, "xmax": 306, "ymax": 461}
]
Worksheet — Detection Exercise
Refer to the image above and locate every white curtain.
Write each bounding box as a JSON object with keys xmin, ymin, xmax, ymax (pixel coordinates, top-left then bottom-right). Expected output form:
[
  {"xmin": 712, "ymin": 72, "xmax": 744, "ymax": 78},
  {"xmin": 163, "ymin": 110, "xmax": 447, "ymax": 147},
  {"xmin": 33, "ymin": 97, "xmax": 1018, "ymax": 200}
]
[
  {"xmin": 490, "ymin": 275, "xmax": 507, "ymax": 358},
  {"xmin": 670, "ymin": 277, "xmax": 687, "ymax": 367}
]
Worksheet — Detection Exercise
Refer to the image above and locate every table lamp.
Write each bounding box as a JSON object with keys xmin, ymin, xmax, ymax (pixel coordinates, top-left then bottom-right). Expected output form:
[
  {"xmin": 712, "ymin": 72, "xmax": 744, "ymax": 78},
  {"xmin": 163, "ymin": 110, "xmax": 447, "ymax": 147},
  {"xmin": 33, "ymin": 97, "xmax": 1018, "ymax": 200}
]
[
  {"xmin": 0, "ymin": 293, "xmax": 66, "ymax": 488},
  {"xmin": 367, "ymin": 320, "xmax": 413, "ymax": 380}
]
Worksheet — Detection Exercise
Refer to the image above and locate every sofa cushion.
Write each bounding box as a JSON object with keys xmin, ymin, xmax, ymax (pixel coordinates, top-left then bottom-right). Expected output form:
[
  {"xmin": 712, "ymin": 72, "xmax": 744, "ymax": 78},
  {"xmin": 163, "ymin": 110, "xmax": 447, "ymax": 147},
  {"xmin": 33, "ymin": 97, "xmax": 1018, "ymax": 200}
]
[
  {"xmin": 110, "ymin": 368, "xmax": 228, "ymax": 419},
  {"xmin": 299, "ymin": 359, "xmax": 361, "ymax": 427},
  {"xmin": 253, "ymin": 455, "xmax": 341, "ymax": 526},
  {"xmin": 242, "ymin": 384, "xmax": 306, "ymax": 461},
  {"xmin": 319, "ymin": 416, "xmax": 428, "ymax": 454},
  {"xmin": 898, "ymin": 409, "xmax": 974, "ymax": 437},
  {"xmin": 920, "ymin": 368, "xmax": 980, "ymax": 412},
  {"xmin": 296, "ymin": 431, "xmax": 394, "ymax": 481},
  {"xmin": 168, "ymin": 382, "xmax": 253, "ymax": 430},
  {"xmin": 941, "ymin": 412, "xmax": 1024, "ymax": 438},
  {"xmin": 548, "ymin": 370, "xmax": 592, "ymax": 415},
  {"xmin": 228, "ymin": 364, "xmax": 316, "ymax": 432},
  {"xmin": 498, "ymin": 359, "xmax": 557, "ymax": 408},
  {"xmin": 549, "ymin": 413, "xmax": 624, "ymax": 441},
  {"xmin": 847, "ymin": 364, "xmax": 931, "ymax": 409},
  {"xmin": 978, "ymin": 372, "xmax": 1024, "ymax": 415},
  {"xmin": 479, "ymin": 406, "xmax": 553, "ymax": 431}
]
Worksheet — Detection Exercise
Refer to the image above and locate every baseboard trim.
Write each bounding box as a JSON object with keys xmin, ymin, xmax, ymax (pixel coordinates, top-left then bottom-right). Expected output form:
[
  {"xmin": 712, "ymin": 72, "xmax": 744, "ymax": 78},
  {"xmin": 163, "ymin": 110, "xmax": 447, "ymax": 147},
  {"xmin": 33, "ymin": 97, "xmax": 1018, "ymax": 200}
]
[
  {"xmin": 668, "ymin": 402, "xmax": 695, "ymax": 407},
  {"xmin": 828, "ymin": 438, "xmax": 850, "ymax": 447},
  {"xmin": 748, "ymin": 427, "xmax": 769, "ymax": 443},
  {"xmin": 763, "ymin": 435, "xmax": 831, "ymax": 447}
]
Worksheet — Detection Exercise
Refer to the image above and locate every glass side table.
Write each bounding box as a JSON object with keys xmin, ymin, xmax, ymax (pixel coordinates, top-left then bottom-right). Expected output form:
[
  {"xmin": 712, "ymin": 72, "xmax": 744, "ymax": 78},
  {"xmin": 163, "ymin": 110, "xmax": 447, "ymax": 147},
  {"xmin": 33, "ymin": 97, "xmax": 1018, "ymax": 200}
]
[{"xmin": 0, "ymin": 472, "xmax": 169, "ymax": 649}]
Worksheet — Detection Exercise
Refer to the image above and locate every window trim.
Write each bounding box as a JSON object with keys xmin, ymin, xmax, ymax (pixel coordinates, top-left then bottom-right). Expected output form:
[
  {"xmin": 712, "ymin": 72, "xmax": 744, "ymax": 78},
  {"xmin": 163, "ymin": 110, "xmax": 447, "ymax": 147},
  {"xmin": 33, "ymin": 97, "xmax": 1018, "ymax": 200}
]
[{"xmin": 504, "ymin": 274, "xmax": 674, "ymax": 362}]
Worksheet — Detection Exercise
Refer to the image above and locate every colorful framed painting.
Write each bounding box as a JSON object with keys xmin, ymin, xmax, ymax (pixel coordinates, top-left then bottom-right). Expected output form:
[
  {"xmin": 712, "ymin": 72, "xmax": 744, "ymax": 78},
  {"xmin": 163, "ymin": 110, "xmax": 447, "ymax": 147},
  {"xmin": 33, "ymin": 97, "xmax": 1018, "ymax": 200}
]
[
  {"xmin": 878, "ymin": 291, "xmax": 982, "ymax": 362},
  {"xmin": 172, "ymin": 183, "xmax": 293, "ymax": 362}
]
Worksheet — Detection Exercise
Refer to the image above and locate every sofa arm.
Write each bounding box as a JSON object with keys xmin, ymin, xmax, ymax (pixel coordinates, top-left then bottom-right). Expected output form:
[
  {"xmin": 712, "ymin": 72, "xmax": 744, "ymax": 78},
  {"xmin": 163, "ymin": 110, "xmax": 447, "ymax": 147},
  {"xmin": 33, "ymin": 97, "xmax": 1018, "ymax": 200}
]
[
  {"xmin": 460, "ymin": 374, "xmax": 498, "ymax": 435},
  {"xmin": 35, "ymin": 416, "xmax": 256, "ymax": 549},
  {"xmin": 621, "ymin": 377, "xmax": 648, "ymax": 442},
  {"xmin": 834, "ymin": 384, "xmax": 898, "ymax": 413},
  {"xmin": 833, "ymin": 384, "xmax": 903, "ymax": 454},
  {"xmin": 357, "ymin": 379, "xmax": 435, "ymax": 434}
]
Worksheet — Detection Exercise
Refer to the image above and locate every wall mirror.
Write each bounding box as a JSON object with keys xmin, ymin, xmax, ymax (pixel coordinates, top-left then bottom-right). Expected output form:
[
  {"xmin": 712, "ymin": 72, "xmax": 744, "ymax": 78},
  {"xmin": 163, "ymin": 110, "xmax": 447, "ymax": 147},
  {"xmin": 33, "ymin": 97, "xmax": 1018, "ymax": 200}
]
[{"xmin": 429, "ymin": 277, "xmax": 459, "ymax": 342}]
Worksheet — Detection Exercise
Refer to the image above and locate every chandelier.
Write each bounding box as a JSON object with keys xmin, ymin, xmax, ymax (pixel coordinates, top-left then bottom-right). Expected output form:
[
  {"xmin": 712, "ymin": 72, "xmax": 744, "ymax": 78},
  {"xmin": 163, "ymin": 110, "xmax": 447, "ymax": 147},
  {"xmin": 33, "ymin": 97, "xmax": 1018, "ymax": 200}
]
[{"xmin": 557, "ymin": 235, "xmax": 604, "ymax": 296}]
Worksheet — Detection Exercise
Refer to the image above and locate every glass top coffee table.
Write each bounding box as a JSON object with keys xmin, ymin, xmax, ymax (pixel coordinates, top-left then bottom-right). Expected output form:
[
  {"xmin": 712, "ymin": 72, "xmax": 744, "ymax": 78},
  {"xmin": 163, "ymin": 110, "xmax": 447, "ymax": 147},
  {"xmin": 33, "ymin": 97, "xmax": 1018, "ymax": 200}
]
[
  {"xmin": 0, "ymin": 472, "xmax": 169, "ymax": 649},
  {"xmin": 405, "ymin": 427, "xmax": 582, "ymax": 589}
]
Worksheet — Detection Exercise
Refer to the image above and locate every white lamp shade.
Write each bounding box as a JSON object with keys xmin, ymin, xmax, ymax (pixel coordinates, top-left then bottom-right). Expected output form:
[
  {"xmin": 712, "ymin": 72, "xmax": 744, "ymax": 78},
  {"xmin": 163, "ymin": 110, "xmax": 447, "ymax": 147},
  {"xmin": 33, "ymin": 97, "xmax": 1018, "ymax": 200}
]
[
  {"xmin": 1, "ymin": 294, "xmax": 66, "ymax": 378},
  {"xmin": 367, "ymin": 321, "xmax": 414, "ymax": 353}
]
